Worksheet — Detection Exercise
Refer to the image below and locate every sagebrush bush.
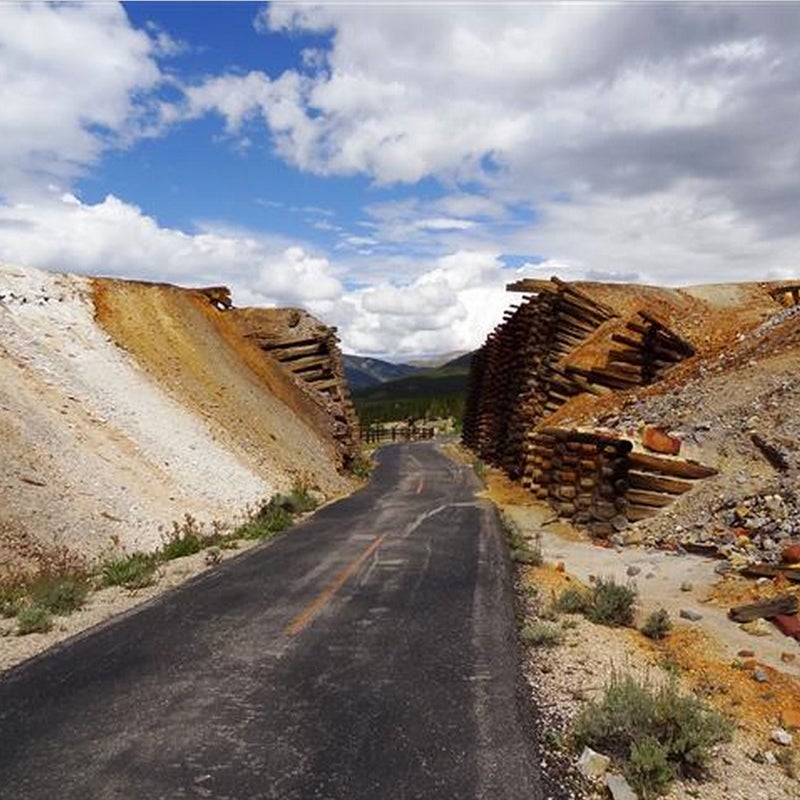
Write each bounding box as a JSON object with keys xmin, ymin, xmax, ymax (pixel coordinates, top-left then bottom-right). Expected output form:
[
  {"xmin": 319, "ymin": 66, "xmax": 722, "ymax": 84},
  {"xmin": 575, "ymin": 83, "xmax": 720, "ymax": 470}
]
[
  {"xmin": 627, "ymin": 736, "xmax": 675, "ymax": 796},
  {"xmin": 102, "ymin": 553, "xmax": 157, "ymax": 589},
  {"xmin": 0, "ymin": 583, "xmax": 25, "ymax": 619},
  {"xmin": 16, "ymin": 603, "xmax": 53, "ymax": 635},
  {"xmin": 642, "ymin": 608, "xmax": 672, "ymax": 640},
  {"xmin": 573, "ymin": 672, "xmax": 733, "ymax": 798},
  {"xmin": 587, "ymin": 577, "xmax": 637, "ymax": 627},
  {"xmin": 29, "ymin": 573, "xmax": 89, "ymax": 615},
  {"xmin": 520, "ymin": 621, "xmax": 564, "ymax": 647},
  {"xmin": 555, "ymin": 586, "xmax": 591, "ymax": 614}
]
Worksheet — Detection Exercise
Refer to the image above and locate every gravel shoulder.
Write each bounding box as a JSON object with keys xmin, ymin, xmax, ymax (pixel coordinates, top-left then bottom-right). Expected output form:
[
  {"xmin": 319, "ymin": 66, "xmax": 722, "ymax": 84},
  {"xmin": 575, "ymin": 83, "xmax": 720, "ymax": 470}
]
[{"xmin": 477, "ymin": 461, "xmax": 800, "ymax": 799}]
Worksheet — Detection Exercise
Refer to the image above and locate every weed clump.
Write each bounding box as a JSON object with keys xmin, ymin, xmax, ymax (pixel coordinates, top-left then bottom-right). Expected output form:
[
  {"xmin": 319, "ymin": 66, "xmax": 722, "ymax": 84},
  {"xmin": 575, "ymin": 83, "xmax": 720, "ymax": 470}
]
[
  {"xmin": 501, "ymin": 512, "xmax": 543, "ymax": 566},
  {"xmin": 573, "ymin": 672, "xmax": 733, "ymax": 798},
  {"xmin": 520, "ymin": 620, "xmax": 564, "ymax": 648},
  {"xmin": 16, "ymin": 603, "xmax": 53, "ymax": 635},
  {"xmin": 642, "ymin": 608, "xmax": 672, "ymax": 640},
  {"xmin": 160, "ymin": 514, "xmax": 205, "ymax": 560},
  {"xmin": 102, "ymin": 553, "xmax": 157, "ymax": 589},
  {"xmin": 28, "ymin": 573, "xmax": 89, "ymax": 615}
]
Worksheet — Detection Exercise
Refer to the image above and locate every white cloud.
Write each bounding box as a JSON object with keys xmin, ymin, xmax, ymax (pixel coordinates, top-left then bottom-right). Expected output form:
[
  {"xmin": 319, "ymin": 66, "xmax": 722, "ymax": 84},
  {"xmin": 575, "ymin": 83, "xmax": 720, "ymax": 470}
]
[
  {"xmin": 0, "ymin": 194, "xmax": 342, "ymax": 308},
  {"xmin": 0, "ymin": 1, "xmax": 165, "ymax": 197},
  {"xmin": 184, "ymin": 2, "xmax": 800, "ymax": 279},
  {"xmin": 328, "ymin": 251, "xmax": 518, "ymax": 357},
  {"xmin": 415, "ymin": 218, "xmax": 475, "ymax": 232}
]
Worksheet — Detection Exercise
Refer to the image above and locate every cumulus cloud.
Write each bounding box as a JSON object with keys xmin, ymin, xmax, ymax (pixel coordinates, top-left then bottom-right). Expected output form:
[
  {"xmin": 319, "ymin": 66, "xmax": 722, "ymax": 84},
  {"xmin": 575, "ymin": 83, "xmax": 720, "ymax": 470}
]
[
  {"xmin": 325, "ymin": 251, "xmax": 522, "ymax": 357},
  {"xmin": 5, "ymin": 3, "xmax": 800, "ymax": 357},
  {"xmin": 0, "ymin": 193, "xmax": 342, "ymax": 308},
  {"xmin": 176, "ymin": 3, "xmax": 800, "ymax": 285},
  {"xmin": 0, "ymin": 1, "xmax": 165, "ymax": 197}
]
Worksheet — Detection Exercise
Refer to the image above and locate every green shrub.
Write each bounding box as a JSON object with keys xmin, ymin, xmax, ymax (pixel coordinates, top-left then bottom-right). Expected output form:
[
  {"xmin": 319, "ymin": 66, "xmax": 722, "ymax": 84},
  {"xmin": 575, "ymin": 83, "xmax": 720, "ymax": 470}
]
[
  {"xmin": 102, "ymin": 553, "xmax": 157, "ymax": 589},
  {"xmin": 160, "ymin": 514, "xmax": 205, "ymax": 560},
  {"xmin": 279, "ymin": 481, "xmax": 319, "ymax": 514},
  {"xmin": 502, "ymin": 512, "xmax": 543, "ymax": 566},
  {"xmin": 16, "ymin": 603, "xmax": 53, "ymax": 635},
  {"xmin": 520, "ymin": 621, "xmax": 564, "ymax": 647},
  {"xmin": 573, "ymin": 673, "xmax": 733, "ymax": 798},
  {"xmin": 555, "ymin": 586, "xmax": 591, "ymax": 614},
  {"xmin": 627, "ymin": 736, "xmax": 675, "ymax": 797},
  {"xmin": 587, "ymin": 577, "xmax": 637, "ymax": 627},
  {"xmin": 642, "ymin": 609, "xmax": 672, "ymax": 640},
  {"xmin": 0, "ymin": 584, "xmax": 25, "ymax": 618},
  {"xmin": 29, "ymin": 574, "xmax": 88, "ymax": 615},
  {"xmin": 349, "ymin": 454, "xmax": 373, "ymax": 479}
]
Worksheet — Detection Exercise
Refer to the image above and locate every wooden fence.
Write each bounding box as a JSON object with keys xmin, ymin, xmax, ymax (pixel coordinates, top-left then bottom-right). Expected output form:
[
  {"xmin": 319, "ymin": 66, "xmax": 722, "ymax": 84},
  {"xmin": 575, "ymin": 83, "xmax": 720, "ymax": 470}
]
[{"xmin": 360, "ymin": 425, "xmax": 435, "ymax": 444}]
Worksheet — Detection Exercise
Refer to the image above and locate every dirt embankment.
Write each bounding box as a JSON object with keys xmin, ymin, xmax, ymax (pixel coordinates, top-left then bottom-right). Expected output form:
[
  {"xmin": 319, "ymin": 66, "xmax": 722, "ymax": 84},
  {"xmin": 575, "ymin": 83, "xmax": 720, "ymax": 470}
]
[{"xmin": 0, "ymin": 262, "xmax": 355, "ymax": 571}]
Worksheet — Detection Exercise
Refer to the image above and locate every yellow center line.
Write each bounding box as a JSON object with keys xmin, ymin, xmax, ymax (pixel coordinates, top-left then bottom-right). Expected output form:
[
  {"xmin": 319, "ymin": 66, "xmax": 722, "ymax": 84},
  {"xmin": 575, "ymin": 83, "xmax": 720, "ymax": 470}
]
[{"xmin": 283, "ymin": 534, "xmax": 387, "ymax": 638}]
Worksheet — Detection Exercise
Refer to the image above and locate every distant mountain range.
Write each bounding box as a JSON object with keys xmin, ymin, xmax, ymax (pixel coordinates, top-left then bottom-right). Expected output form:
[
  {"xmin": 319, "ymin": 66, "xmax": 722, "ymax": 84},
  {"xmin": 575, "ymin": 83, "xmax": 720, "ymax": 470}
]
[
  {"xmin": 344, "ymin": 352, "xmax": 474, "ymax": 424},
  {"xmin": 342, "ymin": 355, "xmax": 420, "ymax": 391}
]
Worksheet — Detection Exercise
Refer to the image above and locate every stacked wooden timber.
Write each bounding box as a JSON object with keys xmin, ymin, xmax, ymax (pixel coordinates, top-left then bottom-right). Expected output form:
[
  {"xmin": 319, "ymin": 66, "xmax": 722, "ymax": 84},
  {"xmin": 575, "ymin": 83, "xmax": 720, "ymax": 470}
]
[
  {"xmin": 462, "ymin": 277, "xmax": 617, "ymax": 476},
  {"xmin": 229, "ymin": 308, "xmax": 361, "ymax": 459},
  {"xmin": 524, "ymin": 428, "xmax": 718, "ymax": 534},
  {"xmin": 525, "ymin": 427, "xmax": 633, "ymax": 536},
  {"xmin": 623, "ymin": 450, "xmax": 717, "ymax": 522},
  {"xmin": 566, "ymin": 310, "xmax": 695, "ymax": 390}
]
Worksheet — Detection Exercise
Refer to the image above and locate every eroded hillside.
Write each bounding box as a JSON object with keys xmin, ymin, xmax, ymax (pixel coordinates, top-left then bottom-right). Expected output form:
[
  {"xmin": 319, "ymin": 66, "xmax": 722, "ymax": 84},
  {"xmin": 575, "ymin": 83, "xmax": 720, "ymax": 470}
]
[{"xmin": 0, "ymin": 263, "xmax": 358, "ymax": 571}]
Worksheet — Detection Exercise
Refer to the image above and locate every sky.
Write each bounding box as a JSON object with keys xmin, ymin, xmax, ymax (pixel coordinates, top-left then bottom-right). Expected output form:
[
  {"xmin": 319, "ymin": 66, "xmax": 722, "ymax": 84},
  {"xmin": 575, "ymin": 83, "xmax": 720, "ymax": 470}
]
[{"xmin": 1, "ymin": 1, "xmax": 799, "ymax": 359}]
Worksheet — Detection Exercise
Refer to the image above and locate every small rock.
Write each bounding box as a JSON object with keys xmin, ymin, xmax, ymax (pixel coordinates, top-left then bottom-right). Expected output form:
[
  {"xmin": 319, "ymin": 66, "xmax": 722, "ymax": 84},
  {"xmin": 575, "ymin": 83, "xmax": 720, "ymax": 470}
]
[
  {"xmin": 577, "ymin": 746, "xmax": 611, "ymax": 779},
  {"xmin": 771, "ymin": 728, "xmax": 793, "ymax": 746},
  {"xmin": 680, "ymin": 581, "xmax": 693, "ymax": 592},
  {"xmin": 782, "ymin": 543, "xmax": 800, "ymax": 563},
  {"xmin": 611, "ymin": 515, "xmax": 629, "ymax": 533},
  {"xmin": 754, "ymin": 668, "xmax": 769, "ymax": 683},
  {"xmin": 763, "ymin": 750, "xmax": 778, "ymax": 765},
  {"xmin": 741, "ymin": 619, "xmax": 772, "ymax": 637},
  {"xmin": 781, "ymin": 652, "xmax": 796, "ymax": 664},
  {"xmin": 737, "ymin": 649, "xmax": 755, "ymax": 658},
  {"xmin": 780, "ymin": 708, "xmax": 800, "ymax": 731},
  {"xmin": 605, "ymin": 772, "xmax": 638, "ymax": 800},
  {"xmin": 626, "ymin": 565, "xmax": 641, "ymax": 577},
  {"xmin": 680, "ymin": 608, "xmax": 703, "ymax": 621}
]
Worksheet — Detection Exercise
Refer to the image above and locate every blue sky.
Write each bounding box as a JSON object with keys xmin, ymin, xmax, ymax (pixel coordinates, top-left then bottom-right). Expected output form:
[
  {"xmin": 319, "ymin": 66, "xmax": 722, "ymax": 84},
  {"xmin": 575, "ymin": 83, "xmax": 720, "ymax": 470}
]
[{"xmin": 1, "ymin": 2, "xmax": 800, "ymax": 357}]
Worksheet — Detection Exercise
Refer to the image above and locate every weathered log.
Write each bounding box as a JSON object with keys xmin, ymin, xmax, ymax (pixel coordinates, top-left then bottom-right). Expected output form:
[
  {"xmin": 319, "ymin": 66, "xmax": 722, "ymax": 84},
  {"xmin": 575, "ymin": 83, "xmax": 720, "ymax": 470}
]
[
  {"xmin": 682, "ymin": 542, "xmax": 722, "ymax": 558},
  {"xmin": 625, "ymin": 489, "xmax": 676, "ymax": 508},
  {"xmin": 624, "ymin": 504, "xmax": 661, "ymax": 521},
  {"xmin": 751, "ymin": 433, "xmax": 790, "ymax": 472},
  {"xmin": 627, "ymin": 452, "xmax": 717, "ymax": 479},
  {"xmin": 627, "ymin": 471, "xmax": 694, "ymax": 495},
  {"xmin": 729, "ymin": 595, "xmax": 799, "ymax": 623},
  {"xmin": 739, "ymin": 564, "xmax": 800, "ymax": 583}
]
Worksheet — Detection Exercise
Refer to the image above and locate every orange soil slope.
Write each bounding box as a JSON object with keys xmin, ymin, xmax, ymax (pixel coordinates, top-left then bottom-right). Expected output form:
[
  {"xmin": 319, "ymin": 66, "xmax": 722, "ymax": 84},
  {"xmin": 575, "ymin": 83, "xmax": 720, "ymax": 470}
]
[{"xmin": 92, "ymin": 278, "xmax": 352, "ymax": 497}]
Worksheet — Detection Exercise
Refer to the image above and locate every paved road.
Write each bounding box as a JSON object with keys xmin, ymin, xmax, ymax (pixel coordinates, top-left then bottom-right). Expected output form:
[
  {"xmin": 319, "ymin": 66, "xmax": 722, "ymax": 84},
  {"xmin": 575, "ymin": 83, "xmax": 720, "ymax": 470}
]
[{"xmin": 0, "ymin": 443, "xmax": 542, "ymax": 800}]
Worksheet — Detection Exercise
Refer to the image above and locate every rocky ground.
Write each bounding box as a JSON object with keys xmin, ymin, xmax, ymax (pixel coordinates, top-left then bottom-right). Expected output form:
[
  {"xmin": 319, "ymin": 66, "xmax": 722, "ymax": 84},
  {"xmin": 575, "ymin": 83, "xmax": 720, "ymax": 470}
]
[{"xmin": 476, "ymin": 461, "xmax": 800, "ymax": 800}]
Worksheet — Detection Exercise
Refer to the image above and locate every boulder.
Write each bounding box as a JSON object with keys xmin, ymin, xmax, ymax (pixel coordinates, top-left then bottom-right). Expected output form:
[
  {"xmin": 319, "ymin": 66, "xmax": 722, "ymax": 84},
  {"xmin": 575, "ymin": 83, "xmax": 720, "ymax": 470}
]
[{"xmin": 577, "ymin": 746, "xmax": 611, "ymax": 780}]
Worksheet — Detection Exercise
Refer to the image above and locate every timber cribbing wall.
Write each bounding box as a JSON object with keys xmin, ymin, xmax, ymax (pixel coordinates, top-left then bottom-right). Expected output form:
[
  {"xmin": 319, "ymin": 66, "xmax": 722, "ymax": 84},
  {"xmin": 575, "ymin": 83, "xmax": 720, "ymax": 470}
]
[
  {"xmin": 463, "ymin": 277, "xmax": 712, "ymax": 535},
  {"xmin": 462, "ymin": 279, "xmax": 616, "ymax": 478}
]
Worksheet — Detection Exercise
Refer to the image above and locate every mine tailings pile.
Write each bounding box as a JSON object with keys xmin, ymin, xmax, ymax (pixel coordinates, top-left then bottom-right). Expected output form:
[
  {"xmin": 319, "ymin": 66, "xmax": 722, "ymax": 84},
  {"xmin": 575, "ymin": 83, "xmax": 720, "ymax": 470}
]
[{"xmin": 0, "ymin": 263, "xmax": 360, "ymax": 567}]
